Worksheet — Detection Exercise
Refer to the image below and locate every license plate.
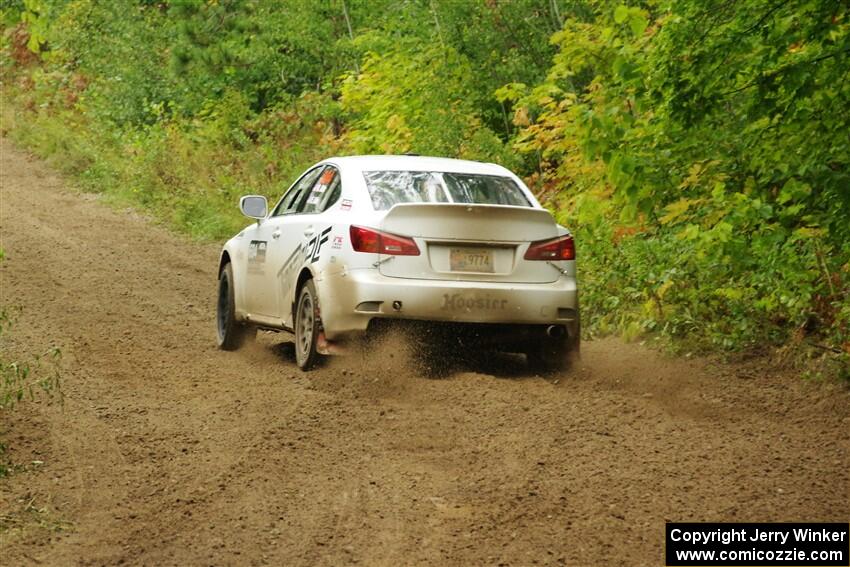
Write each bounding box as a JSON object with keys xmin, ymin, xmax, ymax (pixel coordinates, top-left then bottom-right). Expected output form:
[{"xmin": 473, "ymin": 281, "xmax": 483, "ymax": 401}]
[{"xmin": 450, "ymin": 248, "xmax": 494, "ymax": 273}]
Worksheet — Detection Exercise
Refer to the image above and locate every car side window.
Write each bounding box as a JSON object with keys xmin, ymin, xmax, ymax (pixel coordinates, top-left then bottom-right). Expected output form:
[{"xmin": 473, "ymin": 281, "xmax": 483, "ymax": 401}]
[
  {"xmin": 320, "ymin": 175, "xmax": 342, "ymax": 212},
  {"xmin": 298, "ymin": 166, "xmax": 341, "ymax": 215},
  {"xmin": 271, "ymin": 166, "xmax": 324, "ymax": 217}
]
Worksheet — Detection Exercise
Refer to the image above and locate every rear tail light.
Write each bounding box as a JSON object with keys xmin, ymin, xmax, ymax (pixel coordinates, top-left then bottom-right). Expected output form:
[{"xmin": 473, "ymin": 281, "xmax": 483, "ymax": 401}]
[
  {"xmin": 349, "ymin": 225, "xmax": 420, "ymax": 256},
  {"xmin": 524, "ymin": 234, "xmax": 575, "ymax": 261}
]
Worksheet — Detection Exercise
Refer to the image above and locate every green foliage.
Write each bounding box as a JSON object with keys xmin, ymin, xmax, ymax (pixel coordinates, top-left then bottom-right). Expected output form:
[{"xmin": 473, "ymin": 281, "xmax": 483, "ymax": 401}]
[
  {"xmin": 511, "ymin": 0, "xmax": 849, "ymax": 355},
  {"xmin": 340, "ymin": 41, "xmax": 514, "ymax": 164}
]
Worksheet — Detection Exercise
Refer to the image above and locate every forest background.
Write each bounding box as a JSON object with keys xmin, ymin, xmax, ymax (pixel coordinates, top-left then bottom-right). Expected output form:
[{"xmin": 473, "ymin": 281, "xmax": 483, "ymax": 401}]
[{"xmin": 1, "ymin": 0, "xmax": 847, "ymax": 376}]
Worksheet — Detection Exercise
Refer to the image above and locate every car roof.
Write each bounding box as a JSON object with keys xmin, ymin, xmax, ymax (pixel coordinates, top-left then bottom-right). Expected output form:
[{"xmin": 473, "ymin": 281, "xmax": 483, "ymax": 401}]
[{"xmin": 324, "ymin": 155, "xmax": 513, "ymax": 176}]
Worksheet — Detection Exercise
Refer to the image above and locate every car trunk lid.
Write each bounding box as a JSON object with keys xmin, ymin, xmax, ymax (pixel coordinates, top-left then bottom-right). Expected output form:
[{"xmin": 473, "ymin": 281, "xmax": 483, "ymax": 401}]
[{"xmin": 378, "ymin": 203, "xmax": 563, "ymax": 283}]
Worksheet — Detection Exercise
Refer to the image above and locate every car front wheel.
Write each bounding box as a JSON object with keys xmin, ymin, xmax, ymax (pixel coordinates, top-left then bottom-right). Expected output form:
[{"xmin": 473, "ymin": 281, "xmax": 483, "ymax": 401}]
[
  {"xmin": 216, "ymin": 263, "xmax": 255, "ymax": 350},
  {"xmin": 294, "ymin": 279, "xmax": 322, "ymax": 370}
]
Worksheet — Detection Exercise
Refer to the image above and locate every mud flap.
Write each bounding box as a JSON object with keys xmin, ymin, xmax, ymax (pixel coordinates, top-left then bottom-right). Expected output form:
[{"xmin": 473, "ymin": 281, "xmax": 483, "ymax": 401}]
[{"xmin": 316, "ymin": 332, "xmax": 346, "ymax": 355}]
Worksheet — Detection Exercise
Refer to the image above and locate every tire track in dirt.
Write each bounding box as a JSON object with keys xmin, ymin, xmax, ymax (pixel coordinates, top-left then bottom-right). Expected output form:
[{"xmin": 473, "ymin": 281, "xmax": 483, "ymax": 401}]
[{"xmin": 1, "ymin": 138, "xmax": 848, "ymax": 566}]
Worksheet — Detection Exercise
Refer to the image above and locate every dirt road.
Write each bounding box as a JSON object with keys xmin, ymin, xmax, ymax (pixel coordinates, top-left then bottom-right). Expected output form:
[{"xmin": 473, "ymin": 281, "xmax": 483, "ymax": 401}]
[{"xmin": 1, "ymin": 138, "xmax": 848, "ymax": 566}]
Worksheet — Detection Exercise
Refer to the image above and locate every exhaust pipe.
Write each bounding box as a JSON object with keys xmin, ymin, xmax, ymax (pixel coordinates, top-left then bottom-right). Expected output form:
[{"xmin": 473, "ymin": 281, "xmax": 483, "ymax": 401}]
[{"xmin": 546, "ymin": 325, "xmax": 566, "ymax": 338}]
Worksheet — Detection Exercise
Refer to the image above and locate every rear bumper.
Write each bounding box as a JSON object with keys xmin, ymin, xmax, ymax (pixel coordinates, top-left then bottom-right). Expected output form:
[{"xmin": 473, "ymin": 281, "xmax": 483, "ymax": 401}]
[{"xmin": 316, "ymin": 267, "xmax": 578, "ymax": 340}]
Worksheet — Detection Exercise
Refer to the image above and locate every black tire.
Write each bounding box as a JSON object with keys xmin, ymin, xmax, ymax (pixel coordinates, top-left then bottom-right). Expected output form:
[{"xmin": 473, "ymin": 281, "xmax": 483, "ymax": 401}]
[
  {"xmin": 216, "ymin": 263, "xmax": 255, "ymax": 350},
  {"xmin": 294, "ymin": 279, "xmax": 322, "ymax": 370}
]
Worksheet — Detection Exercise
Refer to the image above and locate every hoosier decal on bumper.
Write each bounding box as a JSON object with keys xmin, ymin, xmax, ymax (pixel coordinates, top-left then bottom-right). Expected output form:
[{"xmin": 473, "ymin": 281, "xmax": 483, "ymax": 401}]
[{"xmin": 441, "ymin": 294, "xmax": 508, "ymax": 311}]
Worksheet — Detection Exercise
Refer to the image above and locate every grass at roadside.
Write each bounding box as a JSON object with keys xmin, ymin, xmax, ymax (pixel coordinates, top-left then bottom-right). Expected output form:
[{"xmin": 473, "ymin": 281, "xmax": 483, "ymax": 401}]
[
  {"xmin": 1, "ymin": 98, "xmax": 242, "ymax": 241},
  {"xmin": 1, "ymin": 85, "xmax": 340, "ymax": 242},
  {"xmin": 1, "ymin": 250, "xmax": 63, "ymax": 477}
]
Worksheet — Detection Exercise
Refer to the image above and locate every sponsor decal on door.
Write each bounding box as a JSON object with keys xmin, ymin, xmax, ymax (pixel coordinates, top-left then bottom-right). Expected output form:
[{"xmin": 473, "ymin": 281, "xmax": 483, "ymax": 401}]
[{"xmin": 305, "ymin": 227, "xmax": 332, "ymax": 263}]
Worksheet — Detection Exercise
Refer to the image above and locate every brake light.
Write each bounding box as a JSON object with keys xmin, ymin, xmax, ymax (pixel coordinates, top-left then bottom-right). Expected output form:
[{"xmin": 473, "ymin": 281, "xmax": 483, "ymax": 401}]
[
  {"xmin": 349, "ymin": 225, "xmax": 420, "ymax": 256},
  {"xmin": 524, "ymin": 234, "xmax": 575, "ymax": 261}
]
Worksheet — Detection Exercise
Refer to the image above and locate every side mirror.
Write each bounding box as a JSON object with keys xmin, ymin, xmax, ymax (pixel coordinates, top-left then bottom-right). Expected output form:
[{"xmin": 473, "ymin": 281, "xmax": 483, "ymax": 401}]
[{"xmin": 239, "ymin": 195, "xmax": 267, "ymax": 220}]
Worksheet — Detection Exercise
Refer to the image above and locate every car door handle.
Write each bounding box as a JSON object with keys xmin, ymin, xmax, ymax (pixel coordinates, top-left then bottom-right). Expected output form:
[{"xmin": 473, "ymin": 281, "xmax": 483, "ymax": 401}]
[
  {"xmin": 272, "ymin": 231, "xmax": 281, "ymax": 239},
  {"xmin": 303, "ymin": 227, "xmax": 315, "ymax": 237}
]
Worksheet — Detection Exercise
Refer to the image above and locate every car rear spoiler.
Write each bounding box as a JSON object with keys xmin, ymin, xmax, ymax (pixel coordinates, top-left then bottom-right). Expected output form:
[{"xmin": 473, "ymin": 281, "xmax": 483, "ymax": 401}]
[{"xmin": 381, "ymin": 203, "xmax": 560, "ymax": 242}]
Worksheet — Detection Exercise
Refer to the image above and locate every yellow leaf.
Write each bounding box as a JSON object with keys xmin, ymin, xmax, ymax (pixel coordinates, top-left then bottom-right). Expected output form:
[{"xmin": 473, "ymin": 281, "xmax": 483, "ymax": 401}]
[
  {"xmin": 657, "ymin": 280, "xmax": 673, "ymax": 298},
  {"xmin": 513, "ymin": 107, "xmax": 530, "ymax": 127},
  {"xmin": 659, "ymin": 198, "xmax": 700, "ymax": 225}
]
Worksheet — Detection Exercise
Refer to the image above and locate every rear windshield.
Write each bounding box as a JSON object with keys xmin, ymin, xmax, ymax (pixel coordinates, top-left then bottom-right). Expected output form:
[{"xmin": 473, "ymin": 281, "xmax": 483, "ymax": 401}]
[{"xmin": 363, "ymin": 171, "xmax": 532, "ymax": 211}]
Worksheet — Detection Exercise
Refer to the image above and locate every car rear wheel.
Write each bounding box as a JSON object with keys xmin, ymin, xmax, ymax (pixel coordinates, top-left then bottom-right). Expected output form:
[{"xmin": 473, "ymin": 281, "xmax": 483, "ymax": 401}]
[
  {"xmin": 216, "ymin": 263, "xmax": 255, "ymax": 350},
  {"xmin": 294, "ymin": 279, "xmax": 322, "ymax": 370}
]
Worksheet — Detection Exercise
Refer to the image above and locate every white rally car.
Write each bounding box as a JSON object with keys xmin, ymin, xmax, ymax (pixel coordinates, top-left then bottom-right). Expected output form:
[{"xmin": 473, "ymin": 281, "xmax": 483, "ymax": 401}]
[{"xmin": 216, "ymin": 155, "xmax": 579, "ymax": 371}]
